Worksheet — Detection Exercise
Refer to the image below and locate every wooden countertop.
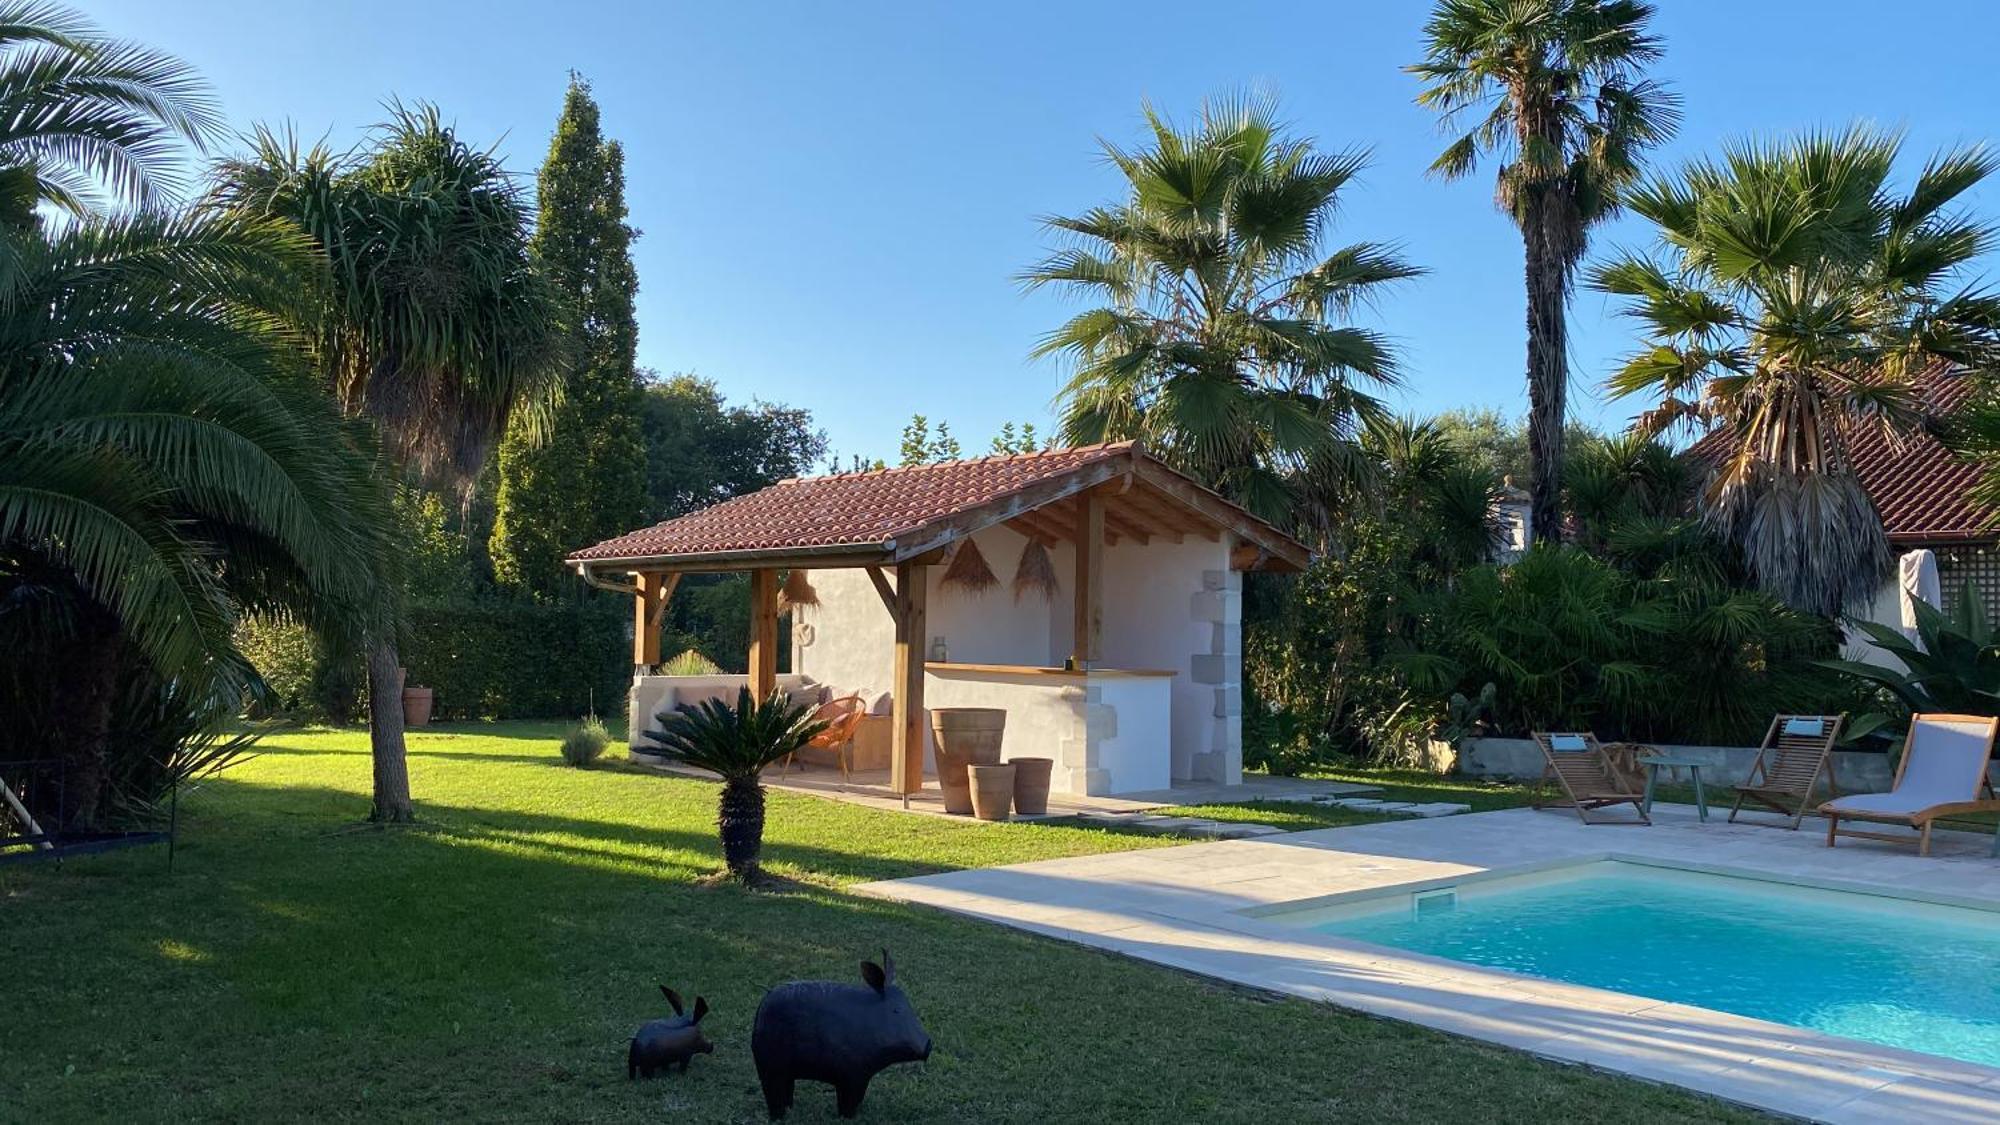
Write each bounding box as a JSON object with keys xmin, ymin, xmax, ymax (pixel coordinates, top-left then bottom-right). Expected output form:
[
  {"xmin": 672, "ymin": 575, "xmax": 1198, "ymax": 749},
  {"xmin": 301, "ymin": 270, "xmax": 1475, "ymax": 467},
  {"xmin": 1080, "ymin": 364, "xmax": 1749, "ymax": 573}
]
[{"xmin": 925, "ymin": 661, "xmax": 1176, "ymax": 679}]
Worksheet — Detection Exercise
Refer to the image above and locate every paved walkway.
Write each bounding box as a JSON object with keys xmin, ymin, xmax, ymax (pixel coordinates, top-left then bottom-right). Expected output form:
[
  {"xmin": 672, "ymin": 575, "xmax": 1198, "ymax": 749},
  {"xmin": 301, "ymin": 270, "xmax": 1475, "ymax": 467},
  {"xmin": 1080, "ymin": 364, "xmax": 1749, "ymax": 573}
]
[
  {"xmin": 857, "ymin": 804, "xmax": 2000, "ymax": 1122},
  {"xmin": 630, "ymin": 751, "xmax": 1377, "ymax": 820}
]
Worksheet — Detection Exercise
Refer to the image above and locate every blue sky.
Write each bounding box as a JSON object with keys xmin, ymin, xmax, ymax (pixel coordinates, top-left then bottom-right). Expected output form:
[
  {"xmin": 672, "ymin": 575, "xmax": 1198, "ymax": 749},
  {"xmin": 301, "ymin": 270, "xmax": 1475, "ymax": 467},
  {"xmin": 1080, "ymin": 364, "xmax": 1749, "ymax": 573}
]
[{"xmin": 95, "ymin": 0, "xmax": 2000, "ymax": 465}]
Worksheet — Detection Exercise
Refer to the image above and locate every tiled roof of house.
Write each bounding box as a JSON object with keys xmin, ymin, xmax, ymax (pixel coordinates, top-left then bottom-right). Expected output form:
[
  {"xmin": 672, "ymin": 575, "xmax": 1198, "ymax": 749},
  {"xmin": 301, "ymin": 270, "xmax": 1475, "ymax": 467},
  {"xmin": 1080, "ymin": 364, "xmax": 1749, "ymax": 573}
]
[
  {"xmin": 1689, "ymin": 365, "xmax": 1997, "ymax": 545},
  {"xmin": 569, "ymin": 441, "xmax": 1310, "ymax": 568}
]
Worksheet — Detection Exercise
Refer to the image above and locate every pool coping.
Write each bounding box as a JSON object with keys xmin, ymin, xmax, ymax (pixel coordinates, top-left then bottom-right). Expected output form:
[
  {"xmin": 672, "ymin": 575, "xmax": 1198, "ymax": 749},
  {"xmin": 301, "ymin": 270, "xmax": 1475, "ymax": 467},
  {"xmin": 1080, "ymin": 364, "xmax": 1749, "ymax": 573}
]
[{"xmin": 855, "ymin": 804, "xmax": 2000, "ymax": 1122}]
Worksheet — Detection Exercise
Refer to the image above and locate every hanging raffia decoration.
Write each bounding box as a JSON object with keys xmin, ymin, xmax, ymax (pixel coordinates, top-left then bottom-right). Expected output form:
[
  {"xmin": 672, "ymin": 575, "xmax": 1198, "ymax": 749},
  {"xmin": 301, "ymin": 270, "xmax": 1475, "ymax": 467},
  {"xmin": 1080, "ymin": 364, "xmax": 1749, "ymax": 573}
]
[
  {"xmin": 940, "ymin": 536, "xmax": 999, "ymax": 593},
  {"xmin": 777, "ymin": 568, "xmax": 818, "ymax": 614},
  {"xmin": 1011, "ymin": 538, "xmax": 1058, "ymax": 603}
]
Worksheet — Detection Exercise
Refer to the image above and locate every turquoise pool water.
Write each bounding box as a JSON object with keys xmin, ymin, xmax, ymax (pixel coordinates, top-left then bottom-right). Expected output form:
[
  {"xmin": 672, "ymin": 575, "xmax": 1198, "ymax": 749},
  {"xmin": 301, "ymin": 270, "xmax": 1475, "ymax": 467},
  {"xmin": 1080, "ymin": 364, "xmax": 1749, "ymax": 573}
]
[{"xmin": 1294, "ymin": 861, "xmax": 2000, "ymax": 1068}]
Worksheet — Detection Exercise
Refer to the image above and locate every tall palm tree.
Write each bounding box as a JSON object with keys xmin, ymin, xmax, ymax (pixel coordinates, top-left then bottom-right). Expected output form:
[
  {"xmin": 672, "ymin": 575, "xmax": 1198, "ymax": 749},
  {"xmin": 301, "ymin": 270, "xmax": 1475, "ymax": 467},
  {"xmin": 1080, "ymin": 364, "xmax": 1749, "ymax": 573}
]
[
  {"xmin": 0, "ymin": 211, "xmax": 394, "ymax": 825},
  {"xmin": 1592, "ymin": 126, "xmax": 2000, "ymax": 616},
  {"xmin": 212, "ymin": 106, "xmax": 566, "ymax": 821},
  {"xmin": 1023, "ymin": 93, "xmax": 1420, "ymax": 535},
  {"xmin": 0, "ymin": 0, "xmax": 221, "ymax": 224},
  {"xmin": 1410, "ymin": 0, "xmax": 1678, "ymax": 545}
]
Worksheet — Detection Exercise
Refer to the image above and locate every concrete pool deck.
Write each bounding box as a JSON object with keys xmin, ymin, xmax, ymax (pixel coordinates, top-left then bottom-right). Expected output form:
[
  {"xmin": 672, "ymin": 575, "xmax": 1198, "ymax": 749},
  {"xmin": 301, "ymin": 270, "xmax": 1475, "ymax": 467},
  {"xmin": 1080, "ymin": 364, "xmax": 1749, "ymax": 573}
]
[{"xmin": 856, "ymin": 803, "xmax": 2000, "ymax": 1122}]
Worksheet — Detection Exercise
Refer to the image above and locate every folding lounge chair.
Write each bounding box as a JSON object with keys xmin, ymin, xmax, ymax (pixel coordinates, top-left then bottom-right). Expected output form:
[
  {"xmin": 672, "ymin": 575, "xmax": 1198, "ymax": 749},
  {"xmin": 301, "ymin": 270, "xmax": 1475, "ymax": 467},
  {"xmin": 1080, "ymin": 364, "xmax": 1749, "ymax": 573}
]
[
  {"xmin": 1822, "ymin": 713, "xmax": 2000, "ymax": 856},
  {"xmin": 1532, "ymin": 731, "xmax": 1650, "ymax": 825},
  {"xmin": 1728, "ymin": 714, "xmax": 1844, "ymax": 829}
]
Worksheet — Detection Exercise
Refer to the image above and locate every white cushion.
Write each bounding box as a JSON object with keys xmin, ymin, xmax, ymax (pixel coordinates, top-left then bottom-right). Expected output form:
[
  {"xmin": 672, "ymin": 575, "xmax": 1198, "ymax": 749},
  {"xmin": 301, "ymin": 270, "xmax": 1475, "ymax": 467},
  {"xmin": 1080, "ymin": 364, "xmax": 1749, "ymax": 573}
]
[
  {"xmin": 1783, "ymin": 718, "xmax": 1826, "ymax": 737},
  {"xmin": 1549, "ymin": 734, "xmax": 1589, "ymax": 752}
]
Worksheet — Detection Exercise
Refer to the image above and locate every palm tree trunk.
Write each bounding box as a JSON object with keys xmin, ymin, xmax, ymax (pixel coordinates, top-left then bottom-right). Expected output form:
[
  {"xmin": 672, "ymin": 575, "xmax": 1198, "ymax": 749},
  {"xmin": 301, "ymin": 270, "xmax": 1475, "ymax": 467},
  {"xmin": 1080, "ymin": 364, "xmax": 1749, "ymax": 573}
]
[
  {"xmin": 366, "ymin": 636, "xmax": 415, "ymax": 823},
  {"xmin": 716, "ymin": 778, "xmax": 766, "ymax": 881},
  {"xmin": 55, "ymin": 623, "xmax": 121, "ymax": 831},
  {"xmin": 1523, "ymin": 199, "xmax": 1570, "ymax": 546}
]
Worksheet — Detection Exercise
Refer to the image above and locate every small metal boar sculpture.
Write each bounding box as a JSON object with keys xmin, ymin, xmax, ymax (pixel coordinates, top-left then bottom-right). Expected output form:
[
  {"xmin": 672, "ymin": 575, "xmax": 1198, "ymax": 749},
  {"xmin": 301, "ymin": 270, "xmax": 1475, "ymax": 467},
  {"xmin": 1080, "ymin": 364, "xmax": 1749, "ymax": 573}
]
[
  {"xmin": 627, "ymin": 985, "xmax": 713, "ymax": 1079},
  {"xmin": 751, "ymin": 950, "xmax": 932, "ymax": 1119}
]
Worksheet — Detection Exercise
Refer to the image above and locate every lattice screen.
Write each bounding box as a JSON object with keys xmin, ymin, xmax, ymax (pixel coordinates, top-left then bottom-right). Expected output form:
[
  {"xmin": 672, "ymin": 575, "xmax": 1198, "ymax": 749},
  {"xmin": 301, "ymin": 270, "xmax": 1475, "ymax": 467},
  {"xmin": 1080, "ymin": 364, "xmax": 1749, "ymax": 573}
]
[{"xmin": 1934, "ymin": 544, "xmax": 2000, "ymax": 618}]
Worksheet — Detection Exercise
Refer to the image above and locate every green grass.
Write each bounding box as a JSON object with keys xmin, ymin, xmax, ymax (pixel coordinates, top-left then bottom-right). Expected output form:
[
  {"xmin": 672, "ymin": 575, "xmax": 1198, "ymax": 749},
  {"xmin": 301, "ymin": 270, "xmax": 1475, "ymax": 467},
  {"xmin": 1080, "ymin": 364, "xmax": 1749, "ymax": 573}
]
[
  {"xmin": 1157, "ymin": 765, "xmax": 1551, "ymax": 831},
  {"xmin": 1, "ymin": 723, "xmax": 1759, "ymax": 1122}
]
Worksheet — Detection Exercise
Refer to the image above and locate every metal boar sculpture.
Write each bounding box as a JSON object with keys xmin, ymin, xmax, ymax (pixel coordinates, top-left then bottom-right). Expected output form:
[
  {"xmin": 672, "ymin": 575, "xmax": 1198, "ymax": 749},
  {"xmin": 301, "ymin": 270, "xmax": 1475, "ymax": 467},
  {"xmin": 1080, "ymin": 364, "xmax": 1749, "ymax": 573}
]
[
  {"xmin": 627, "ymin": 985, "xmax": 714, "ymax": 1079},
  {"xmin": 751, "ymin": 950, "xmax": 933, "ymax": 1119}
]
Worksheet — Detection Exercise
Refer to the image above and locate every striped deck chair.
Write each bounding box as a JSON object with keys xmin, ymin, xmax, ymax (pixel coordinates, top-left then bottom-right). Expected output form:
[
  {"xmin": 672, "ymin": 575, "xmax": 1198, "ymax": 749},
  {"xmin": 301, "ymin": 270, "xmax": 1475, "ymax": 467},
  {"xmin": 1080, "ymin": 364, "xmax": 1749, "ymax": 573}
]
[
  {"xmin": 1823, "ymin": 714, "xmax": 2000, "ymax": 856},
  {"xmin": 1727, "ymin": 714, "xmax": 1845, "ymax": 829},
  {"xmin": 1531, "ymin": 732, "xmax": 1650, "ymax": 825}
]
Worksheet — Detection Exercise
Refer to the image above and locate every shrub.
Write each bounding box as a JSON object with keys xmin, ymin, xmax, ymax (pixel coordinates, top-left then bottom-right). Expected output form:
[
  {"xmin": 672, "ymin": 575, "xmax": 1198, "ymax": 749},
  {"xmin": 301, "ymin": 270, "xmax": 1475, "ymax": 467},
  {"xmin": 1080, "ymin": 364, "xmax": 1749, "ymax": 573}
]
[
  {"xmin": 660, "ymin": 649, "xmax": 723, "ymax": 676},
  {"xmin": 401, "ymin": 597, "xmax": 629, "ymax": 720},
  {"xmin": 1404, "ymin": 546, "xmax": 1841, "ymax": 743},
  {"xmin": 645, "ymin": 689, "xmax": 827, "ymax": 881},
  {"xmin": 558, "ymin": 717, "xmax": 612, "ymax": 767}
]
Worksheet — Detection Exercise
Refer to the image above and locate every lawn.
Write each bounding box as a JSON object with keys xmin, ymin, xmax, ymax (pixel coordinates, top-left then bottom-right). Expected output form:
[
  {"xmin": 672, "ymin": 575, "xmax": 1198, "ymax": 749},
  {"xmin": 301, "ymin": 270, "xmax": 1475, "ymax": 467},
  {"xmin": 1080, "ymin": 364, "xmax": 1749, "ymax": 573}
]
[{"xmin": 0, "ymin": 723, "xmax": 1758, "ymax": 1123}]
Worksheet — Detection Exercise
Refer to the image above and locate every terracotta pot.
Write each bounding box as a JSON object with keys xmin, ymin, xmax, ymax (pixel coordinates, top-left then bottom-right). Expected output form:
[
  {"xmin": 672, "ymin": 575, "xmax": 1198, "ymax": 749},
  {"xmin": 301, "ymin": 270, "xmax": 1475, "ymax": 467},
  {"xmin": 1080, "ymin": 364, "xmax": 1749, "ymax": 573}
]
[
  {"xmin": 930, "ymin": 707, "xmax": 1005, "ymax": 766},
  {"xmin": 931, "ymin": 708, "xmax": 1006, "ymax": 816},
  {"xmin": 968, "ymin": 763, "xmax": 1015, "ymax": 821},
  {"xmin": 401, "ymin": 686, "xmax": 434, "ymax": 727},
  {"xmin": 1009, "ymin": 757, "xmax": 1054, "ymax": 816}
]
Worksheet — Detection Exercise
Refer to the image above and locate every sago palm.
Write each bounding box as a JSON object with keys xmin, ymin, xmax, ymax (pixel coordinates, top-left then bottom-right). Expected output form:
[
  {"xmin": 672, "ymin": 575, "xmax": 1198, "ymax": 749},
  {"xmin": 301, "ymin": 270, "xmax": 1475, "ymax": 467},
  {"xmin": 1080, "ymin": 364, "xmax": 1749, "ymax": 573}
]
[
  {"xmin": 0, "ymin": 211, "xmax": 393, "ymax": 824},
  {"xmin": 645, "ymin": 689, "xmax": 827, "ymax": 882},
  {"xmin": 211, "ymin": 105, "xmax": 566, "ymax": 821},
  {"xmin": 1592, "ymin": 126, "xmax": 2000, "ymax": 617},
  {"xmin": 0, "ymin": 1, "xmax": 222, "ymax": 224},
  {"xmin": 1410, "ymin": 0, "xmax": 1678, "ymax": 546},
  {"xmin": 1024, "ymin": 93, "xmax": 1420, "ymax": 535}
]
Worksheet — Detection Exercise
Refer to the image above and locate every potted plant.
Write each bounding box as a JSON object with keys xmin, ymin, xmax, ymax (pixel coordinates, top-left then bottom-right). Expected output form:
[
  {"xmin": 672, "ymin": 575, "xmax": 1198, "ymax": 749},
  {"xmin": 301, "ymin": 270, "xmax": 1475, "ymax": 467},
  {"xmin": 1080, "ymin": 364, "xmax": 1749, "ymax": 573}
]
[{"xmin": 645, "ymin": 688, "xmax": 827, "ymax": 883}]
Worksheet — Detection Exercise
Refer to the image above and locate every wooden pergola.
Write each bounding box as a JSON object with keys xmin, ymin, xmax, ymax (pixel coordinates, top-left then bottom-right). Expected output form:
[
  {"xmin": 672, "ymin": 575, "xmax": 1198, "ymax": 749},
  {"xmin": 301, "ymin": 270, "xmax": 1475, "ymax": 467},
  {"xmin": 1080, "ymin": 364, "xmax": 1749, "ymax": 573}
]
[{"xmin": 570, "ymin": 443, "xmax": 1309, "ymax": 796}]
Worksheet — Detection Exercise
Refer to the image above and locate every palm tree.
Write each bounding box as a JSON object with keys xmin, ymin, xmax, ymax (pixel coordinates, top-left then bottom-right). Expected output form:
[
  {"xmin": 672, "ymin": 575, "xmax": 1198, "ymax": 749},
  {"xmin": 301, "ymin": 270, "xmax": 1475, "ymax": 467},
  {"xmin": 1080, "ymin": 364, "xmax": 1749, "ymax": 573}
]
[
  {"xmin": 0, "ymin": 210, "xmax": 394, "ymax": 825},
  {"xmin": 0, "ymin": 1, "xmax": 221, "ymax": 224},
  {"xmin": 211, "ymin": 106, "xmax": 566, "ymax": 821},
  {"xmin": 1410, "ymin": 0, "xmax": 1678, "ymax": 546},
  {"xmin": 1592, "ymin": 126, "xmax": 2000, "ymax": 616},
  {"xmin": 644, "ymin": 689, "xmax": 827, "ymax": 882},
  {"xmin": 1023, "ymin": 93, "xmax": 1420, "ymax": 535}
]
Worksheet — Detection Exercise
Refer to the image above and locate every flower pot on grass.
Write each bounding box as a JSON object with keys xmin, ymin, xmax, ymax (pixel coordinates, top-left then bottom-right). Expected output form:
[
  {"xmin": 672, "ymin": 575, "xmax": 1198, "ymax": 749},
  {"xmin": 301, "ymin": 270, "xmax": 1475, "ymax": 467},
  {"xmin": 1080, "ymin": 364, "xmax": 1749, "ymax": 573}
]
[
  {"xmin": 401, "ymin": 686, "xmax": 434, "ymax": 727},
  {"xmin": 1009, "ymin": 757, "xmax": 1054, "ymax": 815},
  {"xmin": 968, "ymin": 763, "xmax": 1016, "ymax": 821}
]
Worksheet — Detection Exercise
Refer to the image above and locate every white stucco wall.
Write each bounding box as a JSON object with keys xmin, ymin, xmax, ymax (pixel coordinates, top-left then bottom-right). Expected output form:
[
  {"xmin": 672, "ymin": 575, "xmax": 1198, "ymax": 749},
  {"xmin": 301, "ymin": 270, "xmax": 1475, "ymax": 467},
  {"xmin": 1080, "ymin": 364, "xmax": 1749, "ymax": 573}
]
[
  {"xmin": 628, "ymin": 672, "xmax": 814, "ymax": 749},
  {"xmin": 1099, "ymin": 534, "xmax": 1234, "ymax": 780},
  {"xmin": 1090, "ymin": 674, "xmax": 1174, "ymax": 792}
]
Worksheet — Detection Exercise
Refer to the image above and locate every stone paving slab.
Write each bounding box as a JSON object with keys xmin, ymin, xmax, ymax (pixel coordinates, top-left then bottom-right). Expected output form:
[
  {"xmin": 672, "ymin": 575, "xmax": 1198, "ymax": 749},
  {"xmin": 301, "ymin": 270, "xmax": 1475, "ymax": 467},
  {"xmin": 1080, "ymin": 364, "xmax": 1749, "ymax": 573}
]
[{"xmin": 857, "ymin": 803, "xmax": 2000, "ymax": 1121}]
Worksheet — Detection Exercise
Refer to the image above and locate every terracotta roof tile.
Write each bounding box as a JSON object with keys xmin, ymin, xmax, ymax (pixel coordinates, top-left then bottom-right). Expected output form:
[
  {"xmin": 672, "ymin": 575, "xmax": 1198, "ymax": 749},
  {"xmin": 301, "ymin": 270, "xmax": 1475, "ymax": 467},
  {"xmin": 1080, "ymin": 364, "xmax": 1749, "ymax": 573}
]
[
  {"xmin": 571, "ymin": 442, "xmax": 1152, "ymax": 563},
  {"xmin": 1689, "ymin": 364, "xmax": 1997, "ymax": 544}
]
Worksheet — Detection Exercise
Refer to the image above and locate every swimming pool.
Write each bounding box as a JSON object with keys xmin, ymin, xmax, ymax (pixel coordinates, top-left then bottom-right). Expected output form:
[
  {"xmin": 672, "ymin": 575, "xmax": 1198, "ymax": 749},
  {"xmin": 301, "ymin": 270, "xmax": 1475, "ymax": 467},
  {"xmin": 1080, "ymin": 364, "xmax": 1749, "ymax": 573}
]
[{"xmin": 1270, "ymin": 860, "xmax": 2000, "ymax": 1068}]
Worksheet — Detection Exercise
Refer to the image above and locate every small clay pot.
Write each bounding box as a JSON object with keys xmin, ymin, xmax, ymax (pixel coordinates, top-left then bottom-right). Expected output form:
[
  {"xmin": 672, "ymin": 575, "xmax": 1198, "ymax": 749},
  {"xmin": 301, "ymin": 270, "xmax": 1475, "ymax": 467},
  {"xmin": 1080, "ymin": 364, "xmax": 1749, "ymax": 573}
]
[
  {"xmin": 1009, "ymin": 757, "xmax": 1054, "ymax": 816},
  {"xmin": 968, "ymin": 763, "xmax": 1015, "ymax": 822},
  {"xmin": 401, "ymin": 686, "xmax": 434, "ymax": 727}
]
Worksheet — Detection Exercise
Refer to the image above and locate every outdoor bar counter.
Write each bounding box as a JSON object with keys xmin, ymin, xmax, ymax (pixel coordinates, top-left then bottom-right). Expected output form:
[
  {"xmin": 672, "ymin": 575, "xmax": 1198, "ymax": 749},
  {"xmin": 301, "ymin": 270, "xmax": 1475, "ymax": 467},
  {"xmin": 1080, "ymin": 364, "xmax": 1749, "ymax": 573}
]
[{"xmin": 925, "ymin": 661, "xmax": 1175, "ymax": 796}]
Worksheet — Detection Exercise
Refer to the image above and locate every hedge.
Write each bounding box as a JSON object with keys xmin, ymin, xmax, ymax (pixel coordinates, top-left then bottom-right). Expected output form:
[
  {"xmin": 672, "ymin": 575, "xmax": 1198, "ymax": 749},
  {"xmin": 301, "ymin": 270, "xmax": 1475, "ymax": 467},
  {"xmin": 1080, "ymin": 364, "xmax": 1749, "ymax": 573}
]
[{"xmin": 402, "ymin": 598, "xmax": 629, "ymax": 721}]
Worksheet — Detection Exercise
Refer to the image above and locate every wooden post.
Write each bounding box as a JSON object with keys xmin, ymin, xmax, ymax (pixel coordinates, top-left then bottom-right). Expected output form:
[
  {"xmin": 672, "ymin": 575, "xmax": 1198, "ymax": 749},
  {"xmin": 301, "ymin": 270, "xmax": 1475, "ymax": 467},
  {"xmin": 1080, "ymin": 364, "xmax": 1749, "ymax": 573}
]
[
  {"xmin": 748, "ymin": 568, "xmax": 778, "ymax": 703},
  {"xmin": 634, "ymin": 572, "xmax": 663, "ymax": 669},
  {"xmin": 1072, "ymin": 493, "xmax": 1104, "ymax": 667},
  {"xmin": 891, "ymin": 560, "xmax": 928, "ymax": 796},
  {"xmin": 631, "ymin": 572, "xmax": 681, "ymax": 672}
]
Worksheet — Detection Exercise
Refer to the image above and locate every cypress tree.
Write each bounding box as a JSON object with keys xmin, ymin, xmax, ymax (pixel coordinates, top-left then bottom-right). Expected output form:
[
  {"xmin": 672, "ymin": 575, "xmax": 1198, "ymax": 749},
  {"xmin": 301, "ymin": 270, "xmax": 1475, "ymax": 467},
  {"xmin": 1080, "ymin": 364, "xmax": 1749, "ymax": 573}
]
[{"xmin": 491, "ymin": 74, "xmax": 647, "ymax": 594}]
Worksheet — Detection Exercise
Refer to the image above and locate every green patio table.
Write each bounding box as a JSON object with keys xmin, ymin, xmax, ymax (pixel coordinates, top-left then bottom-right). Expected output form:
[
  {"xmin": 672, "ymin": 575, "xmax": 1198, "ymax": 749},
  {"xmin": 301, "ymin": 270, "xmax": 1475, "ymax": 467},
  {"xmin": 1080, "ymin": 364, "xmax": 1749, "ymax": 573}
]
[{"xmin": 1637, "ymin": 754, "xmax": 1709, "ymax": 822}]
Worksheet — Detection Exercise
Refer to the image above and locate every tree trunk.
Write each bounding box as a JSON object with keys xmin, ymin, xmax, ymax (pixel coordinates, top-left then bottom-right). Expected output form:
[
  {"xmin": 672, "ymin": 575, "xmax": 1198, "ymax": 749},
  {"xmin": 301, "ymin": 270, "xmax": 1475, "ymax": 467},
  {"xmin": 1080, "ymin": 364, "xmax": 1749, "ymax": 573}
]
[
  {"xmin": 366, "ymin": 636, "xmax": 415, "ymax": 823},
  {"xmin": 716, "ymin": 778, "xmax": 766, "ymax": 882},
  {"xmin": 1522, "ymin": 196, "xmax": 1570, "ymax": 547},
  {"xmin": 54, "ymin": 622, "xmax": 122, "ymax": 831}
]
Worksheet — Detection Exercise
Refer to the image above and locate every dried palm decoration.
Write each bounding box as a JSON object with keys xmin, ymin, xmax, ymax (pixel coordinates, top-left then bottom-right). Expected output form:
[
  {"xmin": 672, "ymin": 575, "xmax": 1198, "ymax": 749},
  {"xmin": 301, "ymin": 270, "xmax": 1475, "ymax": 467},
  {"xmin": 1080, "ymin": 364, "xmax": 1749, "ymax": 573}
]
[
  {"xmin": 778, "ymin": 568, "xmax": 818, "ymax": 613},
  {"xmin": 941, "ymin": 536, "xmax": 998, "ymax": 593},
  {"xmin": 1011, "ymin": 538, "xmax": 1058, "ymax": 603}
]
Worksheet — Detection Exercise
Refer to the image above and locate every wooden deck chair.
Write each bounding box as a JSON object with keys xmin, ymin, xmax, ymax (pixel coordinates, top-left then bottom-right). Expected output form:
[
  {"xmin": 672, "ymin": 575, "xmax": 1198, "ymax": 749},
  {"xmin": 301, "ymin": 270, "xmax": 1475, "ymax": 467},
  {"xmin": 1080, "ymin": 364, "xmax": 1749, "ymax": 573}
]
[
  {"xmin": 1823, "ymin": 713, "xmax": 2000, "ymax": 856},
  {"xmin": 1727, "ymin": 714, "xmax": 1845, "ymax": 829},
  {"xmin": 1531, "ymin": 732, "xmax": 1650, "ymax": 825},
  {"xmin": 780, "ymin": 694, "xmax": 869, "ymax": 783}
]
